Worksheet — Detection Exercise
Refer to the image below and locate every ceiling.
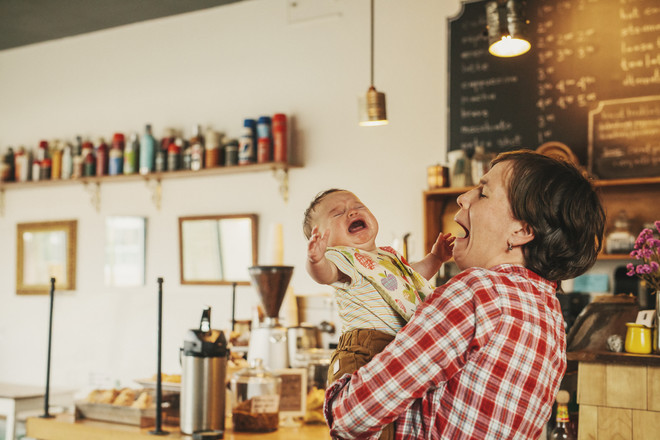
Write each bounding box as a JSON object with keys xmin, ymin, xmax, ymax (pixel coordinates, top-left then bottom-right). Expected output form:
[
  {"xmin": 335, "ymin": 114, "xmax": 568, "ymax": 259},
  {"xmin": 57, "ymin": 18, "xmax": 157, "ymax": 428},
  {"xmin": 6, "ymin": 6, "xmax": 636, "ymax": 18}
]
[{"xmin": 0, "ymin": 0, "xmax": 243, "ymax": 52}]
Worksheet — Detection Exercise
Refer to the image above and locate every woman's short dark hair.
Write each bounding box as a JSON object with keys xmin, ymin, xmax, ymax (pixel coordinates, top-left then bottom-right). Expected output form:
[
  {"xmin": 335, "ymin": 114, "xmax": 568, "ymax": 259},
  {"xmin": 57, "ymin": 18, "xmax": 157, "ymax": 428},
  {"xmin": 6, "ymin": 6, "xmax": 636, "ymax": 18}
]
[
  {"xmin": 492, "ymin": 150, "xmax": 605, "ymax": 281},
  {"xmin": 303, "ymin": 188, "xmax": 345, "ymax": 239}
]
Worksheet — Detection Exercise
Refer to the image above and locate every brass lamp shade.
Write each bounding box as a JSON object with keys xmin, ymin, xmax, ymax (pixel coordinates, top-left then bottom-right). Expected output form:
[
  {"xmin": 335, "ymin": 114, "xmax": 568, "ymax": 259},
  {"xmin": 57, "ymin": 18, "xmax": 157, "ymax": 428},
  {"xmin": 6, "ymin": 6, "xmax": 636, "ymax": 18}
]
[
  {"xmin": 486, "ymin": 0, "xmax": 531, "ymax": 57},
  {"xmin": 359, "ymin": 86, "xmax": 388, "ymax": 126}
]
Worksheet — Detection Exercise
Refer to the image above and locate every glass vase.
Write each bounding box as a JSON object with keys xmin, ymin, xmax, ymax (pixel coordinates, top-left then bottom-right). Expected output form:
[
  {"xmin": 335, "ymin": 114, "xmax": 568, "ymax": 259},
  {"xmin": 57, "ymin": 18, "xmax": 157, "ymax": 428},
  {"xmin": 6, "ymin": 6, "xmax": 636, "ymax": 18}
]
[{"xmin": 655, "ymin": 291, "xmax": 660, "ymax": 354}]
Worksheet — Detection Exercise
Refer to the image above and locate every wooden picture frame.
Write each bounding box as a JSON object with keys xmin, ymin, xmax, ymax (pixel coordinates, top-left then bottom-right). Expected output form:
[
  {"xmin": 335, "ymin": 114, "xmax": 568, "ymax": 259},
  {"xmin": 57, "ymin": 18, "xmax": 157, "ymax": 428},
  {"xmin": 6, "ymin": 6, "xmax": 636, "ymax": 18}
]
[
  {"xmin": 275, "ymin": 368, "xmax": 307, "ymax": 418},
  {"xmin": 16, "ymin": 220, "xmax": 77, "ymax": 295},
  {"xmin": 178, "ymin": 214, "xmax": 258, "ymax": 285}
]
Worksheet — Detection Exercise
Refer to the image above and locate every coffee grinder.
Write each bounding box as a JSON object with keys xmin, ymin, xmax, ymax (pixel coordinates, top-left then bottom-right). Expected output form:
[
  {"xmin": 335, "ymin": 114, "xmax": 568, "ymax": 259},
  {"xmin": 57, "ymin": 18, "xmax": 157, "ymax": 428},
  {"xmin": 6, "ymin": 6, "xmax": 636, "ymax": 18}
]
[{"xmin": 247, "ymin": 265, "xmax": 293, "ymax": 370}]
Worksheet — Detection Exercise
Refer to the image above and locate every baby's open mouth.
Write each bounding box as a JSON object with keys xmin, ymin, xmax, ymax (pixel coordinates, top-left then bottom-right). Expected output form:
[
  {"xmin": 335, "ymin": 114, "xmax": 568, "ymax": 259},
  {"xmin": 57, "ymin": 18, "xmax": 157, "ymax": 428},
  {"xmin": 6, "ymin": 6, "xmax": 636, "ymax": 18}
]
[{"xmin": 348, "ymin": 220, "xmax": 366, "ymax": 233}]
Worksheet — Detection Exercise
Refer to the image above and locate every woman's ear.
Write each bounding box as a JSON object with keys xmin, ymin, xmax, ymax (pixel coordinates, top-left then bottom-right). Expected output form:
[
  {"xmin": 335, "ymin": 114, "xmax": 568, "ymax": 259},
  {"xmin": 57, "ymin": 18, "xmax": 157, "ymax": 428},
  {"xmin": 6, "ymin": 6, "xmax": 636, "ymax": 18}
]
[{"xmin": 510, "ymin": 221, "xmax": 534, "ymax": 247}]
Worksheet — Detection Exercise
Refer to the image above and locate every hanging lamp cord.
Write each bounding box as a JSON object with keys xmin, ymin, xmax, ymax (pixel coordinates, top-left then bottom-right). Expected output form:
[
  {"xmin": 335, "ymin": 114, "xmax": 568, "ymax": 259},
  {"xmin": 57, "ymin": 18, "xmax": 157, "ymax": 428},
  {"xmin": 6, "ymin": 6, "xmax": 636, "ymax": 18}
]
[{"xmin": 370, "ymin": 0, "xmax": 375, "ymax": 87}]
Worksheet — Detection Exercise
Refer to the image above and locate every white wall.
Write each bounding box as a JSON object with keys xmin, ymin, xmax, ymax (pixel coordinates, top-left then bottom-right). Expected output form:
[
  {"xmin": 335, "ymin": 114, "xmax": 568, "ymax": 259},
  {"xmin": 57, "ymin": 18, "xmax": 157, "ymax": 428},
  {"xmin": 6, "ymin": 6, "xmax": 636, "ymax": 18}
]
[{"xmin": 0, "ymin": 0, "xmax": 464, "ymax": 389}]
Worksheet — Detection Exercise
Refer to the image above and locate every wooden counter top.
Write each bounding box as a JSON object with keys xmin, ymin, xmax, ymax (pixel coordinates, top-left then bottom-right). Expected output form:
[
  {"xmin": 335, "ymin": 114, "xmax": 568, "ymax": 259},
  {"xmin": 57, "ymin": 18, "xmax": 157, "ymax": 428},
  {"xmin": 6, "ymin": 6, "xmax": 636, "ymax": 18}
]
[
  {"xmin": 567, "ymin": 349, "xmax": 660, "ymax": 366},
  {"xmin": 26, "ymin": 413, "xmax": 331, "ymax": 440}
]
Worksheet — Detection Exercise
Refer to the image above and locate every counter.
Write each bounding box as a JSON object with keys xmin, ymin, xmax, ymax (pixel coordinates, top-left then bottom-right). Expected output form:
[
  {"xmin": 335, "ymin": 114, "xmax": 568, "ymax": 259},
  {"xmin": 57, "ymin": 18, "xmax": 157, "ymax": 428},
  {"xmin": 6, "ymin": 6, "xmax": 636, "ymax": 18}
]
[
  {"xmin": 26, "ymin": 414, "xmax": 331, "ymax": 440},
  {"xmin": 568, "ymin": 350, "xmax": 660, "ymax": 440}
]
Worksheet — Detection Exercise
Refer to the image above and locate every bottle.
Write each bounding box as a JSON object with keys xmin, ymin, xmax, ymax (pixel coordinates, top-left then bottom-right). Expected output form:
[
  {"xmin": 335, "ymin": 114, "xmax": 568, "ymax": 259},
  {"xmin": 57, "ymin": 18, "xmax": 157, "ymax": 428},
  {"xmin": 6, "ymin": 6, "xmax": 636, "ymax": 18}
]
[
  {"xmin": 37, "ymin": 140, "xmax": 49, "ymax": 161},
  {"xmin": 550, "ymin": 390, "xmax": 576, "ymax": 440},
  {"xmin": 139, "ymin": 124, "xmax": 156, "ymax": 175},
  {"xmin": 155, "ymin": 149, "xmax": 166, "ymax": 172},
  {"xmin": 83, "ymin": 151, "xmax": 96, "ymax": 177},
  {"xmin": 3, "ymin": 147, "xmax": 15, "ymax": 182},
  {"xmin": 40, "ymin": 158, "xmax": 52, "ymax": 180},
  {"xmin": 167, "ymin": 139, "xmax": 182, "ymax": 171},
  {"xmin": 272, "ymin": 113, "xmax": 287, "ymax": 163},
  {"xmin": 190, "ymin": 143, "xmax": 204, "ymax": 171},
  {"xmin": 72, "ymin": 155, "xmax": 83, "ymax": 179},
  {"xmin": 96, "ymin": 137, "xmax": 108, "ymax": 177},
  {"xmin": 61, "ymin": 144, "xmax": 73, "ymax": 179},
  {"xmin": 189, "ymin": 125, "xmax": 205, "ymax": 170},
  {"xmin": 124, "ymin": 133, "xmax": 139, "ymax": 174},
  {"xmin": 112, "ymin": 132, "xmax": 125, "ymax": 152},
  {"xmin": 51, "ymin": 144, "xmax": 62, "ymax": 180},
  {"xmin": 224, "ymin": 139, "xmax": 239, "ymax": 166},
  {"xmin": 182, "ymin": 143, "xmax": 192, "ymax": 170},
  {"xmin": 605, "ymin": 210, "xmax": 636, "ymax": 254},
  {"xmin": 31, "ymin": 160, "xmax": 41, "ymax": 182},
  {"xmin": 205, "ymin": 128, "xmax": 221, "ymax": 168},
  {"xmin": 73, "ymin": 135, "xmax": 83, "ymax": 157},
  {"xmin": 108, "ymin": 143, "xmax": 123, "ymax": 175},
  {"xmin": 238, "ymin": 119, "xmax": 256, "ymax": 165}
]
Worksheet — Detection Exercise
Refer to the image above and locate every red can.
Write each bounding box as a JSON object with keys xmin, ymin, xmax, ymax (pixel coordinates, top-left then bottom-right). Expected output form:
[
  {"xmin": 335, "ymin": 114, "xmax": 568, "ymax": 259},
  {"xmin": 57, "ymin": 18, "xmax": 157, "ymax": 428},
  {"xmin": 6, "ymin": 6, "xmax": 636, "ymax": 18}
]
[
  {"xmin": 272, "ymin": 113, "xmax": 287, "ymax": 163},
  {"xmin": 257, "ymin": 137, "xmax": 271, "ymax": 163}
]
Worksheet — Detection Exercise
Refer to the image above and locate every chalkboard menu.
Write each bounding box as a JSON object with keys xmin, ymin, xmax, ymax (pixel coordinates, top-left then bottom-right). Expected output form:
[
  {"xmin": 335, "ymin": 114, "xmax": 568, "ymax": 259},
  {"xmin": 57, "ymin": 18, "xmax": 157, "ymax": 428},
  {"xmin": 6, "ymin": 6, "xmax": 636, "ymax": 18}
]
[{"xmin": 449, "ymin": 0, "xmax": 660, "ymax": 178}]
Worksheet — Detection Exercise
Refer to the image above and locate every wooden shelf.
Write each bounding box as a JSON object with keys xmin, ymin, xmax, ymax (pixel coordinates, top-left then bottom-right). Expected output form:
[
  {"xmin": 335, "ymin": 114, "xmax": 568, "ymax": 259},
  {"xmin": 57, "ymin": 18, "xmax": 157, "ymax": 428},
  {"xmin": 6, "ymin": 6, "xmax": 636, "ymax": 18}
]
[
  {"xmin": 0, "ymin": 162, "xmax": 301, "ymax": 213},
  {"xmin": 424, "ymin": 176, "xmax": 660, "ymax": 260},
  {"xmin": 0, "ymin": 162, "xmax": 299, "ymax": 190},
  {"xmin": 567, "ymin": 349, "xmax": 660, "ymax": 367}
]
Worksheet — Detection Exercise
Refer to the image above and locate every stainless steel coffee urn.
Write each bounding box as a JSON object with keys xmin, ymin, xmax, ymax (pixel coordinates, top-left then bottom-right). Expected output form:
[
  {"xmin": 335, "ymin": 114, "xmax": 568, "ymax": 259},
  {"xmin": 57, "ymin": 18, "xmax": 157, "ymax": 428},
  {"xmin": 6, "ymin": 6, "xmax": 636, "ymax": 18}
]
[{"xmin": 180, "ymin": 307, "xmax": 228, "ymax": 435}]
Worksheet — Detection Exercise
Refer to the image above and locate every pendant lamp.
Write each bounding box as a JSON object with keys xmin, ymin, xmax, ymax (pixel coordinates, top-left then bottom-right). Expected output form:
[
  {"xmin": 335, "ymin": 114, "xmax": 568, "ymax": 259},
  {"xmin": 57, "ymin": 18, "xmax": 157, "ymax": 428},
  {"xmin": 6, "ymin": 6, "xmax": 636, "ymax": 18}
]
[
  {"xmin": 486, "ymin": 0, "xmax": 531, "ymax": 57},
  {"xmin": 359, "ymin": 0, "xmax": 388, "ymax": 126}
]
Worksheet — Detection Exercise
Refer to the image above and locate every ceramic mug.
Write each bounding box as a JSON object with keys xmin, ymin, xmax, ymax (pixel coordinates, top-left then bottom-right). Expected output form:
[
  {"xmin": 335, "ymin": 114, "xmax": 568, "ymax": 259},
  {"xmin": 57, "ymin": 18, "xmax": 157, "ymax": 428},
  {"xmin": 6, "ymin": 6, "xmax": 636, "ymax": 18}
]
[{"xmin": 625, "ymin": 323, "xmax": 652, "ymax": 354}]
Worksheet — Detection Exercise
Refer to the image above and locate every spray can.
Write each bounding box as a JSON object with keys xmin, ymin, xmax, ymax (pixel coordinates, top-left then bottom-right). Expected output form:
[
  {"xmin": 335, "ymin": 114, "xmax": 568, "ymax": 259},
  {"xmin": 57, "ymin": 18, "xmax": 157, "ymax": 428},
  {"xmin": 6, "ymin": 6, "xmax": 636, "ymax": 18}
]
[
  {"xmin": 256, "ymin": 116, "xmax": 272, "ymax": 163},
  {"xmin": 272, "ymin": 113, "xmax": 288, "ymax": 163},
  {"xmin": 108, "ymin": 144, "xmax": 123, "ymax": 175},
  {"xmin": 238, "ymin": 119, "xmax": 256, "ymax": 165}
]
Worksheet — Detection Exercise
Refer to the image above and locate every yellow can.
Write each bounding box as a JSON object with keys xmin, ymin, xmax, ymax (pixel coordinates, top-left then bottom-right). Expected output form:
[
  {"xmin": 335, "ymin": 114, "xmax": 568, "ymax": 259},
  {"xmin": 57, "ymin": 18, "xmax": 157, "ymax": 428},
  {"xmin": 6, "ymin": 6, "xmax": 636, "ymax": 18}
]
[{"xmin": 625, "ymin": 323, "xmax": 652, "ymax": 354}]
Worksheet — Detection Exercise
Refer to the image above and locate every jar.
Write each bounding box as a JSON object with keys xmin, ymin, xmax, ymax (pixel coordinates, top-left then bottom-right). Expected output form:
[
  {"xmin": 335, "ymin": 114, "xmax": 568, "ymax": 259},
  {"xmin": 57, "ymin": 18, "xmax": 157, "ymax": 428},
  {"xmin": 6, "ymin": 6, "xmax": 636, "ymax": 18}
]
[
  {"xmin": 230, "ymin": 358, "xmax": 281, "ymax": 432},
  {"xmin": 605, "ymin": 210, "xmax": 636, "ymax": 254},
  {"xmin": 625, "ymin": 323, "xmax": 652, "ymax": 354}
]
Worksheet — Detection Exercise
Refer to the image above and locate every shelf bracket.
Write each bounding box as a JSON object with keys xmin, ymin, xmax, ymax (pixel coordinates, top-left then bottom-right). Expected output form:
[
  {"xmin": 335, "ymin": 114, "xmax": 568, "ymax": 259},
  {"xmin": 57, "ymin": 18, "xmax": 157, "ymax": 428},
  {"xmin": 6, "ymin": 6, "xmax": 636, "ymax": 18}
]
[
  {"xmin": 273, "ymin": 167, "xmax": 289, "ymax": 203},
  {"xmin": 84, "ymin": 182, "xmax": 101, "ymax": 212},
  {"xmin": 146, "ymin": 178, "xmax": 162, "ymax": 210}
]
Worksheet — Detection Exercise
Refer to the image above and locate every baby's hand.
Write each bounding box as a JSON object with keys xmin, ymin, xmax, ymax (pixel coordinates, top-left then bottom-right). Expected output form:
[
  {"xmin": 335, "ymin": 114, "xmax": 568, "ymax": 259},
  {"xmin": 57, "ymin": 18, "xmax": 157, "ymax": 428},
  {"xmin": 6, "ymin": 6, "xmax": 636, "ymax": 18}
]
[
  {"xmin": 307, "ymin": 226, "xmax": 330, "ymax": 264},
  {"xmin": 431, "ymin": 232, "xmax": 455, "ymax": 263}
]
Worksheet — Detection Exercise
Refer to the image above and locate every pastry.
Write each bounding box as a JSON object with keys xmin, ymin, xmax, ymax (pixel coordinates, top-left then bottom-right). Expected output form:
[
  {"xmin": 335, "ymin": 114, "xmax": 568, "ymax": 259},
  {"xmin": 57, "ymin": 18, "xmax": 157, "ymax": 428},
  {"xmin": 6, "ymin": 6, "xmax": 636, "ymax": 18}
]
[
  {"xmin": 112, "ymin": 388, "xmax": 136, "ymax": 406},
  {"xmin": 131, "ymin": 391, "xmax": 153, "ymax": 409}
]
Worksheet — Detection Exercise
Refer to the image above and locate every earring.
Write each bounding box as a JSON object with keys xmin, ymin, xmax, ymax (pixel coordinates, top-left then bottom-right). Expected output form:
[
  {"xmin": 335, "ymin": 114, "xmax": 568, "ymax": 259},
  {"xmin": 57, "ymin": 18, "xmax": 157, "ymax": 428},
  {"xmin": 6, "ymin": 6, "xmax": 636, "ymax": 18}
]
[{"xmin": 507, "ymin": 242, "xmax": 513, "ymax": 252}]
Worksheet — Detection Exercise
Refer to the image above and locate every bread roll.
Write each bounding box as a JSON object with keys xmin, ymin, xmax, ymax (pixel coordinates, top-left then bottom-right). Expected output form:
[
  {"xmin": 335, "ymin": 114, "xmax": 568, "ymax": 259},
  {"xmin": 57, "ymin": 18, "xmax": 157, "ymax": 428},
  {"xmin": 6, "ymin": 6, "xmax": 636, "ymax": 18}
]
[{"xmin": 112, "ymin": 388, "xmax": 136, "ymax": 406}]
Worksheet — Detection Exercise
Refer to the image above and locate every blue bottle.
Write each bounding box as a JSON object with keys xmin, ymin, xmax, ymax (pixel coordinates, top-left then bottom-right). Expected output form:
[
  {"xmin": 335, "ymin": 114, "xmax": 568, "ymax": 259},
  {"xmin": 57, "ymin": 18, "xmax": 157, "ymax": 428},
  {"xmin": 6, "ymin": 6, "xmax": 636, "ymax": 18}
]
[{"xmin": 139, "ymin": 124, "xmax": 156, "ymax": 175}]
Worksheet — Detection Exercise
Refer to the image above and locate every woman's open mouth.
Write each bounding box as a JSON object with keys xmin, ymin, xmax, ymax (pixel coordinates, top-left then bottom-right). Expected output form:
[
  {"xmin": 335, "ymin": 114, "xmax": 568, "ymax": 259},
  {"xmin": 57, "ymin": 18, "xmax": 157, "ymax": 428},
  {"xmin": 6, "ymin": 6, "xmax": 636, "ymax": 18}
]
[
  {"xmin": 348, "ymin": 219, "xmax": 367, "ymax": 233},
  {"xmin": 455, "ymin": 220, "xmax": 469, "ymax": 239}
]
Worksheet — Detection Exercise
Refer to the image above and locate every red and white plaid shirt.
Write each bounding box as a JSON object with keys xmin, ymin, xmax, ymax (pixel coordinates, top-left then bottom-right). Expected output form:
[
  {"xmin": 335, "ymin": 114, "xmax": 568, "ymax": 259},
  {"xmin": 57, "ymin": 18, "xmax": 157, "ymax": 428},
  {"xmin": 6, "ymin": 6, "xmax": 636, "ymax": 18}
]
[{"xmin": 324, "ymin": 265, "xmax": 566, "ymax": 439}]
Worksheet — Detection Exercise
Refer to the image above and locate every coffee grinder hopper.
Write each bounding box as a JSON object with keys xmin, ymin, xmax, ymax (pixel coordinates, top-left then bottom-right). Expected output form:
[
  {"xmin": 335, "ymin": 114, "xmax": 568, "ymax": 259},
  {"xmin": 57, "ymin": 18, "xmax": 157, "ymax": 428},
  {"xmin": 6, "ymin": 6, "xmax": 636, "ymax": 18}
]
[
  {"xmin": 247, "ymin": 265, "xmax": 293, "ymax": 370},
  {"xmin": 248, "ymin": 265, "xmax": 294, "ymax": 323}
]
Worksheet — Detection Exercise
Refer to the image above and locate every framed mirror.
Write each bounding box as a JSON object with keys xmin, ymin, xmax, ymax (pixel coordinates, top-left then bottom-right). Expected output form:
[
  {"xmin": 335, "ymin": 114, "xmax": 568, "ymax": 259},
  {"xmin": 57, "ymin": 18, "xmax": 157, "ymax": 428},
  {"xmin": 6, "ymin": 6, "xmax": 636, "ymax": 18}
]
[
  {"xmin": 179, "ymin": 214, "xmax": 258, "ymax": 285},
  {"xmin": 16, "ymin": 220, "xmax": 77, "ymax": 295}
]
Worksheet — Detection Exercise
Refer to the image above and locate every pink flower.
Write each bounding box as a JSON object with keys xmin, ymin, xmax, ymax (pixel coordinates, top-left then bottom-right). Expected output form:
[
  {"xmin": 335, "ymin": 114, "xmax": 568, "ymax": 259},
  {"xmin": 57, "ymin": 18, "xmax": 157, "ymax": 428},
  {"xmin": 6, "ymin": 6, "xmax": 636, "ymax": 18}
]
[{"xmin": 628, "ymin": 221, "xmax": 660, "ymax": 292}]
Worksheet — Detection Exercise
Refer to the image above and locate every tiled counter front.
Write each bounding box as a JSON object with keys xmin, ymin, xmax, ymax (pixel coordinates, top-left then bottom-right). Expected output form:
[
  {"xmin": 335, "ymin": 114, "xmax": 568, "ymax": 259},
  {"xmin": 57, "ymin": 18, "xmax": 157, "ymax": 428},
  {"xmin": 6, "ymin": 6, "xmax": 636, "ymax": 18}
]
[{"xmin": 576, "ymin": 361, "xmax": 660, "ymax": 440}]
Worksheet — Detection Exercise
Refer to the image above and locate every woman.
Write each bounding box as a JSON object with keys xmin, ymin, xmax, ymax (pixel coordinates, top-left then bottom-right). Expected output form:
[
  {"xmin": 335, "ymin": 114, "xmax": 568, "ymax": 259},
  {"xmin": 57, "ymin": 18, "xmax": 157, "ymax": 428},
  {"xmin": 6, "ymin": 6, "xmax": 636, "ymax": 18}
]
[{"xmin": 323, "ymin": 150, "xmax": 605, "ymax": 439}]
